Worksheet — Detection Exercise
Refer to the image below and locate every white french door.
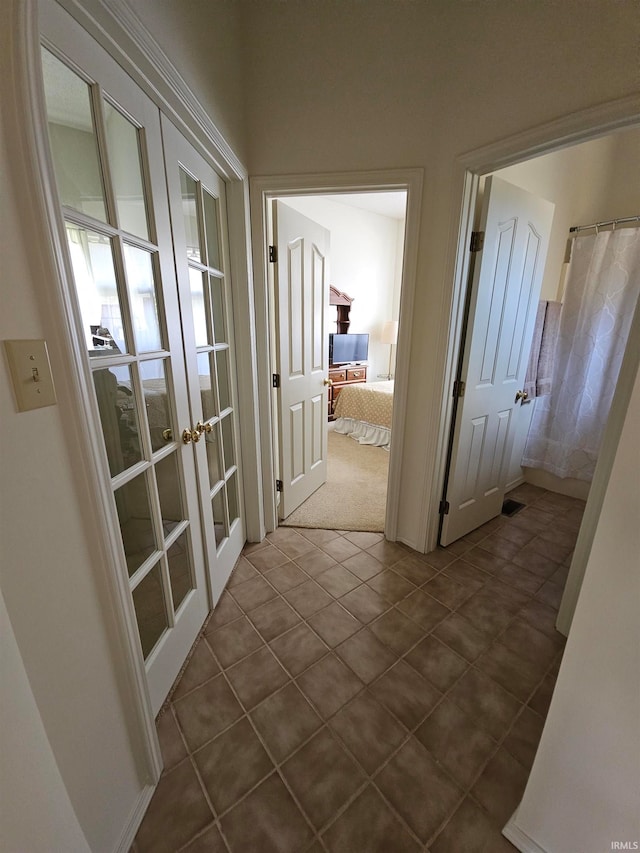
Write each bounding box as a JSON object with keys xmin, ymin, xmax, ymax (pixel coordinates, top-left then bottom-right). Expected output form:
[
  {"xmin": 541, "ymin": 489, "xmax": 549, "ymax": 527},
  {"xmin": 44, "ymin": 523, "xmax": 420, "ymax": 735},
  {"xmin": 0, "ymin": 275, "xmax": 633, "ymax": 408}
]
[{"xmin": 40, "ymin": 15, "xmax": 243, "ymax": 713}]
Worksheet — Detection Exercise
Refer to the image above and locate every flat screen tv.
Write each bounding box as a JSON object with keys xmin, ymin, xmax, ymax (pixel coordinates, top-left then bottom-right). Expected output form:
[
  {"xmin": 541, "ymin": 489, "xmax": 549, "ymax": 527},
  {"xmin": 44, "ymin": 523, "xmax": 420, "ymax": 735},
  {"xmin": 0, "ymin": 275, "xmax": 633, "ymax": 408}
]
[{"xmin": 330, "ymin": 333, "xmax": 369, "ymax": 365}]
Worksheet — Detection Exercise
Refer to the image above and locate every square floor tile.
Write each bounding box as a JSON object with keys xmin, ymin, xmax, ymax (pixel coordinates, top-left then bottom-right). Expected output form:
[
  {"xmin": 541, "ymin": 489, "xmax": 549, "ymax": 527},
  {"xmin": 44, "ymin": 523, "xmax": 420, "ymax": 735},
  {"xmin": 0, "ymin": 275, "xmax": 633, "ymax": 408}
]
[
  {"xmin": 375, "ymin": 737, "xmax": 463, "ymax": 844},
  {"xmin": 369, "ymin": 608, "xmax": 424, "ymax": 656},
  {"xmin": 503, "ymin": 706, "xmax": 545, "ymax": 769},
  {"xmin": 442, "ymin": 558, "xmax": 490, "ymax": 588},
  {"xmin": 340, "ymin": 584, "xmax": 390, "ymax": 623},
  {"xmin": 404, "ymin": 635, "xmax": 468, "ymax": 692},
  {"xmin": 329, "ymin": 690, "xmax": 406, "ymax": 775},
  {"xmin": 308, "ymin": 602, "xmax": 361, "ymax": 647},
  {"xmin": 230, "ymin": 576, "xmax": 278, "ymax": 613},
  {"xmin": 528, "ymin": 673, "xmax": 557, "ymax": 717},
  {"xmin": 335, "ymin": 628, "xmax": 396, "ymax": 683},
  {"xmin": 322, "ymin": 785, "xmax": 420, "ymax": 853},
  {"xmin": 498, "ymin": 620, "xmax": 558, "ymax": 669},
  {"xmin": 464, "ymin": 546, "xmax": 507, "ymax": 575},
  {"xmin": 430, "ymin": 797, "xmax": 518, "ymax": 853},
  {"xmin": 205, "ymin": 593, "xmax": 242, "ymax": 633},
  {"xmin": 433, "ymin": 613, "xmax": 493, "ymax": 661},
  {"xmin": 367, "ymin": 569, "xmax": 416, "ymax": 603},
  {"xmin": 245, "ymin": 543, "xmax": 291, "ymax": 573},
  {"xmin": 392, "ymin": 554, "xmax": 437, "ymax": 585},
  {"xmin": 293, "ymin": 547, "xmax": 339, "ymax": 577},
  {"xmin": 267, "ymin": 527, "xmax": 316, "ymax": 558},
  {"xmin": 282, "ymin": 728, "xmax": 366, "ymax": 830},
  {"xmin": 172, "ymin": 637, "xmax": 220, "ymax": 699},
  {"xmin": 220, "ymin": 772, "xmax": 313, "ymax": 853},
  {"xmin": 265, "ymin": 561, "xmax": 308, "ymax": 593},
  {"xmin": 519, "ymin": 599, "xmax": 566, "ymax": 643},
  {"xmin": 397, "ymin": 589, "xmax": 450, "ymax": 632},
  {"xmin": 535, "ymin": 579, "xmax": 565, "ymax": 610},
  {"xmin": 371, "ymin": 660, "xmax": 441, "ymax": 730},
  {"xmin": 156, "ymin": 709, "xmax": 187, "ymax": 771},
  {"xmin": 248, "ymin": 596, "xmax": 301, "ymax": 643},
  {"xmin": 284, "ymin": 579, "xmax": 334, "ymax": 617},
  {"xmin": 315, "ymin": 564, "xmax": 362, "ymax": 597},
  {"xmin": 269, "ymin": 622, "xmax": 328, "ymax": 676},
  {"xmin": 297, "ymin": 654, "xmax": 364, "ymax": 719},
  {"xmin": 422, "ymin": 548, "xmax": 456, "ymax": 570},
  {"xmin": 415, "ymin": 697, "xmax": 496, "ymax": 788},
  {"xmin": 366, "ymin": 539, "xmax": 408, "ymax": 566},
  {"xmin": 207, "ymin": 616, "xmax": 264, "ymax": 668},
  {"xmin": 422, "ymin": 573, "xmax": 473, "ymax": 609},
  {"xmin": 456, "ymin": 589, "xmax": 515, "ymax": 637},
  {"xmin": 226, "ymin": 647, "xmax": 289, "ymax": 710},
  {"xmin": 299, "ymin": 529, "xmax": 340, "ymax": 546},
  {"xmin": 341, "ymin": 550, "xmax": 385, "ymax": 581},
  {"xmin": 471, "ymin": 747, "xmax": 529, "ymax": 825},
  {"xmin": 227, "ymin": 555, "xmax": 260, "ymax": 587},
  {"xmin": 495, "ymin": 562, "xmax": 544, "ymax": 596},
  {"xmin": 448, "ymin": 668, "xmax": 521, "ymax": 740},
  {"xmin": 475, "ymin": 642, "xmax": 545, "ymax": 703},
  {"xmin": 174, "ymin": 674, "xmax": 243, "ymax": 751},
  {"xmin": 193, "ymin": 717, "xmax": 273, "ymax": 814},
  {"xmin": 180, "ymin": 825, "xmax": 227, "ymax": 853},
  {"xmin": 250, "ymin": 682, "xmax": 322, "ymax": 762},
  {"xmin": 321, "ymin": 537, "xmax": 362, "ymax": 562},
  {"xmin": 134, "ymin": 759, "xmax": 213, "ymax": 853},
  {"xmin": 343, "ymin": 531, "xmax": 384, "ymax": 549}
]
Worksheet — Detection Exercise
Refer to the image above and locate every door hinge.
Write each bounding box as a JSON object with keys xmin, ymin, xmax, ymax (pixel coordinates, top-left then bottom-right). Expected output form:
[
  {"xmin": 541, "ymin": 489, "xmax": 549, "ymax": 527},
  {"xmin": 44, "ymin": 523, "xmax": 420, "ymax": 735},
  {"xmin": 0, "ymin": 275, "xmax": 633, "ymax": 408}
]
[
  {"xmin": 453, "ymin": 379, "xmax": 466, "ymax": 398},
  {"xmin": 439, "ymin": 500, "xmax": 450, "ymax": 515},
  {"xmin": 269, "ymin": 245, "xmax": 278, "ymax": 263},
  {"xmin": 470, "ymin": 230, "xmax": 485, "ymax": 253},
  {"xmin": 272, "ymin": 373, "xmax": 280, "ymax": 388},
  {"xmin": 276, "ymin": 479, "xmax": 283, "ymax": 492}
]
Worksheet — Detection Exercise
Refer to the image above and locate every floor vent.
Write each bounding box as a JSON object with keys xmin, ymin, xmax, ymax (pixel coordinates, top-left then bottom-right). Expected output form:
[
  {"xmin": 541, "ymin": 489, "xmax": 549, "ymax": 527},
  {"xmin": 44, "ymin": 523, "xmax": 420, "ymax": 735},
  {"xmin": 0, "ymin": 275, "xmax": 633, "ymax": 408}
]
[{"xmin": 502, "ymin": 498, "xmax": 526, "ymax": 517}]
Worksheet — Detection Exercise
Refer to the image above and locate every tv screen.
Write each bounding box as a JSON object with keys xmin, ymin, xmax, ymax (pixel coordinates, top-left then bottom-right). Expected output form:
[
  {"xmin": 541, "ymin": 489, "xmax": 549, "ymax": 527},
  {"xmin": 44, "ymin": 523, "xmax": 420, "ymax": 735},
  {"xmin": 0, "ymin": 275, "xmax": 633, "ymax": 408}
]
[{"xmin": 330, "ymin": 333, "xmax": 369, "ymax": 364}]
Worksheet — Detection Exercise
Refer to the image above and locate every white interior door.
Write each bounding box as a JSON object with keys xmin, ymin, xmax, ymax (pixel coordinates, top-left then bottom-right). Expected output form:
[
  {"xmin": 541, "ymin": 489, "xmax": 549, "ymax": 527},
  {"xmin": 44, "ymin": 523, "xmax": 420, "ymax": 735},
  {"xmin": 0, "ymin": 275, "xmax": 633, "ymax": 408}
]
[
  {"xmin": 40, "ymin": 29, "xmax": 216, "ymax": 714},
  {"xmin": 163, "ymin": 117, "xmax": 245, "ymax": 605},
  {"xmin": 273, "ymin": 201, "xmax": 330, "ymax": 518},
  {"xmin": 440, "ymin": 176, "xmax": 555, "ymax": 545}
]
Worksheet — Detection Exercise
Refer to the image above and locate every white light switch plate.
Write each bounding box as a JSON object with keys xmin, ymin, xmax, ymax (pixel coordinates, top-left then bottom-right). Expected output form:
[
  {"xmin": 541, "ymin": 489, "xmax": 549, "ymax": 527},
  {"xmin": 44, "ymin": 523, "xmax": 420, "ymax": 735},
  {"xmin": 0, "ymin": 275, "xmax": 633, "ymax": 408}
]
[{"xmin": 4, "ymin": 339, "xmax": 57, "ymax": 411}]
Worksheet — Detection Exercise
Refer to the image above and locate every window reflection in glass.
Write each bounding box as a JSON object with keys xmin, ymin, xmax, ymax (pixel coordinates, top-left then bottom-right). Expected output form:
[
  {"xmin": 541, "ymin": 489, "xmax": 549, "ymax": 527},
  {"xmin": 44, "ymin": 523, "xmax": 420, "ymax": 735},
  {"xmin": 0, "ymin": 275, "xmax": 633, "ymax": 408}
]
[
  {"xmin": 205, "ymin": 421, "xmax": 222, "ymax": 491},
  {"xmin": 115, "ymin": 472, "xmax": 156, "ymax": 576},
  {"xmin": 66, "ymin": 224, "xmax": 126, "ymax": 355},
  {"xmin": 221, "ymin": 414, "xmax": 235, "ymax": 473},
  {"xmin": 189, "ymin": 268, "xmax": 209, "ymax": 347},
  {"xmin": 93, "ymin": 364, "xmax": 142, "ymax": 476},
  {"xmin": 227, "ymin": 471, "xmax": 240, "ymax": 525},
  {"xmin": 41, "ymin": 48, "xmax": 107, "ymax": 222},
  {"xmin": 132, "ymin": 563, "xmax": 167, "ymax": 659},
  {"xmin": 179, "ymin": 169, "xmax": 201, "ymax": 262},
  {"xmin": 210, "ymin": 275, "xmax": 226, "ymax": 344},
  {"xmin": 211, "ymin": 487, "xmax": 226, "ymax": 548},
  {"xmin": 123, "ymin": 244, "xmax": 162, "ymax": 352},
  {"xmin": 155, "ymin": 452, "xmax": 183, "ymax": 537},
  {"xmin": 139, "ymin": 359, "xmax": 172, "ymax": 452},
  {"xmin": 167, "ymin": 531, "xmax": 193, "ymax": 612},
  {"xmin": 216, "ymin": 347, "xmax": 231, "ymax": 412},
  {"xmin": 196, "ymin": 352, "xmax": 216, "ymax": 421},
  {"xmin": 203, "ymin": 190, "xmax": 221, "ymax": 270},
  {"xmin": 103, "ymin": 101, "xmax": 149, "ymax": 240}
]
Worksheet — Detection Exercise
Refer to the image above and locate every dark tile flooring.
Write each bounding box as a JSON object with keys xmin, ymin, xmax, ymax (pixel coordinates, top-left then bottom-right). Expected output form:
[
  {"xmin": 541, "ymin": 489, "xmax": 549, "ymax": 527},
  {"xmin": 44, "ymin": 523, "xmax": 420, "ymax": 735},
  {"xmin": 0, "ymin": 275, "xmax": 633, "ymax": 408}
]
[{"xmin": 132, "ymin": 483, "xmax": 583, "ymax": 853}]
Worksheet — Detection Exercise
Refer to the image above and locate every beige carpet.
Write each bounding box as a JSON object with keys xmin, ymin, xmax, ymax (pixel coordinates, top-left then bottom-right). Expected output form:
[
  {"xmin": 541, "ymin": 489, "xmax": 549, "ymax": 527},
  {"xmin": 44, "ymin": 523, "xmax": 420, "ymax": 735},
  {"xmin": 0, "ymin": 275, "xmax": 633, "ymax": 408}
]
[{"xmin": 281, "ymin": 428, "xmax": 389, "ymax": 532}]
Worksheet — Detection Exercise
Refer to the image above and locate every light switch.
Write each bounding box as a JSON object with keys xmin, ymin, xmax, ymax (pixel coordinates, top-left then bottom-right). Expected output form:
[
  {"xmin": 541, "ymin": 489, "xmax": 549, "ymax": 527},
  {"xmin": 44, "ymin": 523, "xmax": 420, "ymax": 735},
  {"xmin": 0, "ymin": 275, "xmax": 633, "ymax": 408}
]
[{"xmin": 4, "ymin": 339, "xmax": 57, "ymax": 411}]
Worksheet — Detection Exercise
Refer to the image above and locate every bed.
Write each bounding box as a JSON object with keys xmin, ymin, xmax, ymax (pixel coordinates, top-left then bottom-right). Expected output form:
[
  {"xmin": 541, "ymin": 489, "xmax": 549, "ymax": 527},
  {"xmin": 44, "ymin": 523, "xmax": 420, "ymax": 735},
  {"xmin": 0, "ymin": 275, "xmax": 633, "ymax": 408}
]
[{"xmin": 333, "ymin": 380, "xmax": 394, "ymax": 448}]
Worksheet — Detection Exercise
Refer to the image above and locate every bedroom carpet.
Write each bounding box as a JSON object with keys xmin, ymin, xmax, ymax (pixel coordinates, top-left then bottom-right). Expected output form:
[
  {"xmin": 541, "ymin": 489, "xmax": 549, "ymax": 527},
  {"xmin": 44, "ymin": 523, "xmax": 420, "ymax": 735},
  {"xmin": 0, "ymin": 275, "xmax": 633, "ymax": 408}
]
[{"xmin": 281, "ymin": 428, "xmax": 389, "ymax": 532}]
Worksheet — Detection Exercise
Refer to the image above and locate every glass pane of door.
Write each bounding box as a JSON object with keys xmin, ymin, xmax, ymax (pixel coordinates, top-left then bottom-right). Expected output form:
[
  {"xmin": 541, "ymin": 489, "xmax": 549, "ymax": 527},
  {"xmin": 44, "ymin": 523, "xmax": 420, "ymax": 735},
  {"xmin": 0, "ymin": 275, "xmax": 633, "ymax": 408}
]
[{"xmin": 103, "ymin": 101, "xmax": 149, "ymax": 239}]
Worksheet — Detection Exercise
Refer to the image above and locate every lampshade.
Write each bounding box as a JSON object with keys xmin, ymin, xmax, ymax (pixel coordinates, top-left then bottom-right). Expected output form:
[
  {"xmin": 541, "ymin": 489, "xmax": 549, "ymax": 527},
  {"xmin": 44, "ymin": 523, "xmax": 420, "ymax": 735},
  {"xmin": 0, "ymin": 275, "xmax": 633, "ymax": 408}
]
[{"xmin": 381, "ymin": 320, "xmax": 399, "ymax": 345}]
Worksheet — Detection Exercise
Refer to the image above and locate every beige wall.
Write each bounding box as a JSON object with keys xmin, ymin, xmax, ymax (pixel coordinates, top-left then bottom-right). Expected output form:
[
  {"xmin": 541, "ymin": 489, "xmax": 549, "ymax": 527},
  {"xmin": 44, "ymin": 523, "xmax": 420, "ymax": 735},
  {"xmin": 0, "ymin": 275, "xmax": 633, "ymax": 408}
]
[{"xmin": 241, "ymin": 0, "xmax": 640, "ymax": 545}]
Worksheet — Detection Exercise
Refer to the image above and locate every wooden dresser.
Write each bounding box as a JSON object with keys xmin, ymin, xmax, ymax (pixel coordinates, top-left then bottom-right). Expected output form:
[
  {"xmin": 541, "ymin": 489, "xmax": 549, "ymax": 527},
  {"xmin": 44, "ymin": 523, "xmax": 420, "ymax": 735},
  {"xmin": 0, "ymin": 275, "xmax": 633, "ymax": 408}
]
[{"xmin": 328, "ymin": 364, "xmax": 367, "ymax": 419}]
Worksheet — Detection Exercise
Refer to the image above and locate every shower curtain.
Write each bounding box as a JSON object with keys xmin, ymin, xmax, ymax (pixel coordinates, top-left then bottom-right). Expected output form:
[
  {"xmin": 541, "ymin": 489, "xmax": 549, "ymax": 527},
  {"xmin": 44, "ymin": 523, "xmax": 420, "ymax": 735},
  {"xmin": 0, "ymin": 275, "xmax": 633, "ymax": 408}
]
[{"xmin": 522, "ymin": 226, "xmax": 640, "ymax": 482}]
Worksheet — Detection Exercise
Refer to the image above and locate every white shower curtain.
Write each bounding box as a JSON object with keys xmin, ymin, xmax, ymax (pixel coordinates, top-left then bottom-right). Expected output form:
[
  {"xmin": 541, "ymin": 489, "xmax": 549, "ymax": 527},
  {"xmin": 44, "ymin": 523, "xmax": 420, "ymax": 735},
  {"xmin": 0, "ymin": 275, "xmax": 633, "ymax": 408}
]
[{"xmin": 522, "ymin": 226, "xmax": 640, "ymax": 481}]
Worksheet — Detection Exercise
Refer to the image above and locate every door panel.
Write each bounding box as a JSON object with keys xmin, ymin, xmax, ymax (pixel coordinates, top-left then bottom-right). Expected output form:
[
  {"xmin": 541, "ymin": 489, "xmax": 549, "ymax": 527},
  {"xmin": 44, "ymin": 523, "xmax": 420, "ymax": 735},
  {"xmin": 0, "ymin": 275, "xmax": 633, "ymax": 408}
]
[
  {"xmin": 162, "ymin": 116, "xmax": 245, "ymax": 606},
  {"xmin": 273, "ymin": 201, "xmax": 330, "ymax": 518},
  {"xmin": 441, "ymin": 177, "xmax": 555, "ymax": 545},
  {"xmin": 41, "ymin": 39, "xmax": 209, "ymax": 714}
]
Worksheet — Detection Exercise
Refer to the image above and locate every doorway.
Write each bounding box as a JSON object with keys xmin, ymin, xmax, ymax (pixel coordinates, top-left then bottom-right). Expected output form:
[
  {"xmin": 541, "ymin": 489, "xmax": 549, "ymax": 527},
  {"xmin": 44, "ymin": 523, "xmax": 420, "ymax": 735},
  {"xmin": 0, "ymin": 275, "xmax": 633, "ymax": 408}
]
[
  {"xmin": 437, "ymin": 123, "xmax": 640, "ymax": 629},
  {"xmin": 250, "ymin": 170, "xmax": 423, "ymax": 541}
]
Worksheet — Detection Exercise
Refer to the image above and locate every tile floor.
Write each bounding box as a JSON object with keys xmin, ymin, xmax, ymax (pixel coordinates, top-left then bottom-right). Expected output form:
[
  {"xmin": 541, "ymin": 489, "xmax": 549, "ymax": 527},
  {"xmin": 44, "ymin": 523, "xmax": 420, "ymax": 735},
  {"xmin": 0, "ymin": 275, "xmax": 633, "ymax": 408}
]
[{"xmin": 132, "ymin": 483, "xmax": 583, "ymax": 853}]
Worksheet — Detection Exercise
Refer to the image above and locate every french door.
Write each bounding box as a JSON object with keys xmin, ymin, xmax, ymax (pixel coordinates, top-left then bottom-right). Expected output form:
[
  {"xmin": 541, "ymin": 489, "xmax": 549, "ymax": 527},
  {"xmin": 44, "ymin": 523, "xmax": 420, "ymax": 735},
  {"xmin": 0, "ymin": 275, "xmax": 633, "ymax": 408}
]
[{"xmin": 40, "ymin": 14, "xmax": 244, "ymax": 713}]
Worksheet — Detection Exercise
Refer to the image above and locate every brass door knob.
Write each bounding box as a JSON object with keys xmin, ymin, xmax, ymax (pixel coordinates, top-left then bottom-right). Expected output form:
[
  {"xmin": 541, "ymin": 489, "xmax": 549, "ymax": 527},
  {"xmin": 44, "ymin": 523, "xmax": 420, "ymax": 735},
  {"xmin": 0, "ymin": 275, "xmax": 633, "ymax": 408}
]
[
  {"xmin": 323, "ymin": 378, "xmax": 333, "ymax": 386},
  {"xmin": 196, "ymin": 420, "xmax": 213, "ymax": 434},
  {"xmin": 182, "ymin": 428, "xmax": 200, "ymax": 444},
  {"xmin": 515, "ymin": 390, "xmax": 529, "ymax": 403},
  {"xmin": 162, "ymin": 428, "xmax": 173, "ymax": 441}
]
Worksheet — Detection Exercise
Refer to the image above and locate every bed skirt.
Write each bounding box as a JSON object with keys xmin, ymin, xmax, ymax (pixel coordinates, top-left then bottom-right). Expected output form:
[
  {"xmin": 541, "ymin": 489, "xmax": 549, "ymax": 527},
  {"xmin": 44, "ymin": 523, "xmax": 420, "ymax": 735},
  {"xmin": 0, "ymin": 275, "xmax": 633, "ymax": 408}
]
[{"xmin": 333, "ymin": 417, "xmax": 391, "ymax": 449}]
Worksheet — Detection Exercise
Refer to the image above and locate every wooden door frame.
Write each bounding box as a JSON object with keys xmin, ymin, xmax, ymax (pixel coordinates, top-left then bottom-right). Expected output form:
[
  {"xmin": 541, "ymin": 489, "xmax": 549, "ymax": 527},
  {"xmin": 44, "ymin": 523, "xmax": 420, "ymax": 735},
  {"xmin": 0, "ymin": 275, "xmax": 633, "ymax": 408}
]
[
  {"xmin": 250, "ymin": 170, "xmax": 423, "ymax": 538},
  {"xmin": 11, "ymin": 1, "xmax": 263, "ymax": 846},
  {"xmin": 433, "ymin": 97, "xmax": 640, "ymax": 637}
]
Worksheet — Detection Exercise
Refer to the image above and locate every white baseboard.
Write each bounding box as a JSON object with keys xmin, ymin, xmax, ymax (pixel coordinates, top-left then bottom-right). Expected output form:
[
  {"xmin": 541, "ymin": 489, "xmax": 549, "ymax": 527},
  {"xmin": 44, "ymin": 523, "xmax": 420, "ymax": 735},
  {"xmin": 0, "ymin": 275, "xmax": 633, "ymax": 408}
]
[
  {"xmin": 503, "ymin": 809, "xmax": 550, "ymax": 853},
  {"xmin": 115, "ymin": 784, "xmax": 156, "ymax": 853}
]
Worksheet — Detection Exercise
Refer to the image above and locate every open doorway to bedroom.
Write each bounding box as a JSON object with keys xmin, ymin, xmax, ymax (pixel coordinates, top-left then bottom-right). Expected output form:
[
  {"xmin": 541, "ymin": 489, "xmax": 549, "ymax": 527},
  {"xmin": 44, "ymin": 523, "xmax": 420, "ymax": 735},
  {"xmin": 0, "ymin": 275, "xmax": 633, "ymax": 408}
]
[{"xmin": 272, "ymin": 190, "xmax": 407, "ymax": 534}]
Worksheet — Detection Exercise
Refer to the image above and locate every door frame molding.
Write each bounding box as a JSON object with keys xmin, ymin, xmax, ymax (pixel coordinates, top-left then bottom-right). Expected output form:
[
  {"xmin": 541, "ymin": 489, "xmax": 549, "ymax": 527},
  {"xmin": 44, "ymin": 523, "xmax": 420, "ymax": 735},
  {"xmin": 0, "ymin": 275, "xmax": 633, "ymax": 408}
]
[
  {"xmin": 432, "ymin": 93, "xmax": 640, "ymax": 624},
  {"xmin": 10, "ymin": 0, "xmax": 263, "ymax": 842},
  {"xmin": 250, "ymin": 169, "xmax": 423, "ymax": 537}
]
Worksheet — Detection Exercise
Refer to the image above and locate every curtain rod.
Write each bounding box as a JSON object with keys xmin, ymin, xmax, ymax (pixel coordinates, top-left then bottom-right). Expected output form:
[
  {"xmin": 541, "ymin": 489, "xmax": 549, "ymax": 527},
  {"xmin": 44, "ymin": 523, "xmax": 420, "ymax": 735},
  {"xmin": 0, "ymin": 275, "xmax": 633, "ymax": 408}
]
[{"xmin": 569, "ymin": 215, "xmax": 640, "ymax": 234}]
